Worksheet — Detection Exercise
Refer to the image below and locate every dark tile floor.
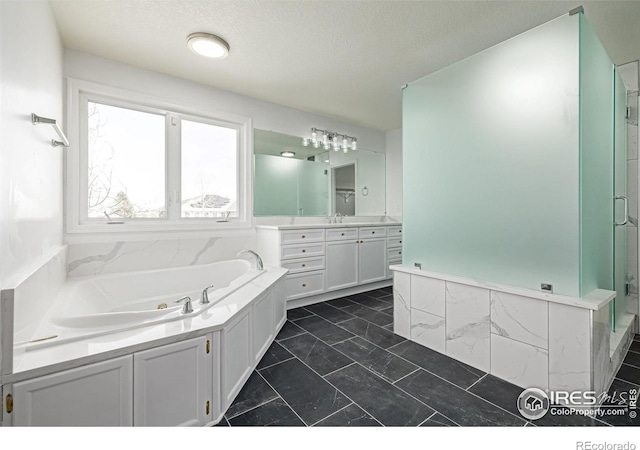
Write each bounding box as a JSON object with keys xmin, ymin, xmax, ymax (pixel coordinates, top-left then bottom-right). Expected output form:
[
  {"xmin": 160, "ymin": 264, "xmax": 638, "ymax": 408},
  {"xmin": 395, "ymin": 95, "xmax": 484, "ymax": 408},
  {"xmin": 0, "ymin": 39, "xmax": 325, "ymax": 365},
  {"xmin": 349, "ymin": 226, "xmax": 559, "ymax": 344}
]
[{"xmin": 217, "ymin": 287, "xmax": 640, "ymax": 427}]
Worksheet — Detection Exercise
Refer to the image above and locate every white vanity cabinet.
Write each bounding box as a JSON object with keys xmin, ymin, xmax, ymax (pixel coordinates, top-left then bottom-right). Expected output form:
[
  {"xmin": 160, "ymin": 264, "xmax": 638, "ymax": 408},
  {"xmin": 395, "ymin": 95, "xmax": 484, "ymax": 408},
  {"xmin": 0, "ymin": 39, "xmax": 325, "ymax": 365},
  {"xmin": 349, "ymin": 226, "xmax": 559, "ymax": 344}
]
[
  {"xmin": 257, "ymin": 223, "xmax": 401, "ymax": 304},
  {"xmin": 5, "ymin": 356, "xmax": 133, "ymax": 426},
  {"xmin": 133, "ymin": 335, "xmax": 213, "ymax": 426}
]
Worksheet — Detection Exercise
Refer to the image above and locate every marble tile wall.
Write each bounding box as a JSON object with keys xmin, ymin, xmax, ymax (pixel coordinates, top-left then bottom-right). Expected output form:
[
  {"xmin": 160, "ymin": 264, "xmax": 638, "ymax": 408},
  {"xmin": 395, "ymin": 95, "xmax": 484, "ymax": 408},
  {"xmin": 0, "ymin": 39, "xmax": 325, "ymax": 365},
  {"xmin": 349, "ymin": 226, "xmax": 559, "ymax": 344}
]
[
  {"xmin": 392, "ymin": 271, "xmax": 411, "ymax": 339},
  {"xmin": 548, "ymin": 303, "xmax": 591, "ymax": 392},
  {"xmin": 592, "ymin": 306, "xmax": 612, "ymax": 397},
  {"xmin": 445, "ymin": 283, "xmax": 491, "ymax": 373},
  {"xmin": 394, "ymin": 270, "xmax": 610, "ymax": 394},
  {"xmin": 66, "ymin": 236, "xmax": 256, "ymax": 277}
]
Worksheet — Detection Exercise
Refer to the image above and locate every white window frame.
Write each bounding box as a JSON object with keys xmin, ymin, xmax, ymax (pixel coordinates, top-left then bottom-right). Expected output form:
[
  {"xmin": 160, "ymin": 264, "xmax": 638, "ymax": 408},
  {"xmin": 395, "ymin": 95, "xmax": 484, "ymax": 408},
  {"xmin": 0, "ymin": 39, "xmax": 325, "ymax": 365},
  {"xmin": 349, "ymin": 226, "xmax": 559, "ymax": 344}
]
[{"xmin": 65, "ymin": 78, "xmax": 253, "ymax": 238}]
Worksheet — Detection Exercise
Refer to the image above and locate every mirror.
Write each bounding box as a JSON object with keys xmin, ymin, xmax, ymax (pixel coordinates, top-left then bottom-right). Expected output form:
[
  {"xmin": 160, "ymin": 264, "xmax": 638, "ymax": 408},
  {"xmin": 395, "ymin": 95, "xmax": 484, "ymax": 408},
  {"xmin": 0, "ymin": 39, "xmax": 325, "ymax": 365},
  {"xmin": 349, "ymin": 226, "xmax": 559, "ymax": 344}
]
[{"xmin": 254, "ymin": 129, "xmax": 385, "ymax": 216}]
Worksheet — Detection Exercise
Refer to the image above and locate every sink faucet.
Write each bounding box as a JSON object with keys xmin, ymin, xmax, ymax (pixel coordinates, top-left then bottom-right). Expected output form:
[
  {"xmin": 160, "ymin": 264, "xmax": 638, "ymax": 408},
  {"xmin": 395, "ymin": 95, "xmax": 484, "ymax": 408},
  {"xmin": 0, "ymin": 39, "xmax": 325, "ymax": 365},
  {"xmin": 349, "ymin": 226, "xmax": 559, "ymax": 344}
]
[
  {"xmin": 236, "ymin": 250, "xmax": 264, "ymax": 270},
  {"xmin": 201, "ymin": 284, "xmax": 215, "ymax": 304},
  {"xmin": 175, "ymin": 296, "xmax": 193, "ymax": 314},
  {"xmin": 333, "ymin": 213, "xmax": 342, "ymax": 224}
]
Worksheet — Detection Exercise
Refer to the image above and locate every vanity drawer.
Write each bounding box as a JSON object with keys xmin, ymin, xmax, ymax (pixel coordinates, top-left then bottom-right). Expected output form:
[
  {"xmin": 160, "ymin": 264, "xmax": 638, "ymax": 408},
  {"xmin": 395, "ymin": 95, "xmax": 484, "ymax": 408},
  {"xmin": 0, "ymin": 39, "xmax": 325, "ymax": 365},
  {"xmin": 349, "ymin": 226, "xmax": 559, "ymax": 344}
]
[
  {"xmin": 281, "ymin": 242, "xmax": 325, "ymax": 260},
  {"xmin": 387, "ymin": 247, "xmax": 403, "ymax": 260},
  {"xmin": 387, "ymin": 236, "xmax": 403, "ymax": 248},
  {"xmin": 326, "ymin": 228, "xmax": 359, "ymax": 241},
  {"xmin": 386, "ymin": 226, "xmax": 402, "ymax": 236},
  {"xmin": 285, "ymin": 270, "xmax": 325, "ymax": 300},
  {"xmin": 358, "ymin": 227, "xmax": 386, "ymax": 238},
  {"xmin": 281, "ymin": 256, "xmax": 325, "ymax": 274},
  {"xmin": 281, "ymin": 229, "xmax": 325, "ymax": 245}
]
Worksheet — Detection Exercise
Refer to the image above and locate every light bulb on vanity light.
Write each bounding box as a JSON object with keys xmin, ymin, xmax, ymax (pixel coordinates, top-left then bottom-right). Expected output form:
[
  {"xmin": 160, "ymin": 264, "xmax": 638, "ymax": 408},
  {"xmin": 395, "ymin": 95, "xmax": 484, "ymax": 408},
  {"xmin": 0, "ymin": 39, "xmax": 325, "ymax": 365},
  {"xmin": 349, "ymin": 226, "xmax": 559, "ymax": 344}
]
[
  {"xmin": 352, "ymin": 139, "xmax": 357, "ymax": 150},
  {"xmin": 302, "ymin": 137, "xmax": 309, "ymax": 147}
]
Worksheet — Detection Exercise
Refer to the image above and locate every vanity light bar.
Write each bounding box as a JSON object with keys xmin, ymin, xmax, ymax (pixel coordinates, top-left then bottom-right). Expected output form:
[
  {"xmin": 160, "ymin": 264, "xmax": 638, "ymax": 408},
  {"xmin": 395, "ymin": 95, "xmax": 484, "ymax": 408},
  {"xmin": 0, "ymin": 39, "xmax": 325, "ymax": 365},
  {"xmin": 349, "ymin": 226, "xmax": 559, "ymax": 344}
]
[{"xmin": 303, "ymin": 128, "xmax": 357, "ymax": 152}]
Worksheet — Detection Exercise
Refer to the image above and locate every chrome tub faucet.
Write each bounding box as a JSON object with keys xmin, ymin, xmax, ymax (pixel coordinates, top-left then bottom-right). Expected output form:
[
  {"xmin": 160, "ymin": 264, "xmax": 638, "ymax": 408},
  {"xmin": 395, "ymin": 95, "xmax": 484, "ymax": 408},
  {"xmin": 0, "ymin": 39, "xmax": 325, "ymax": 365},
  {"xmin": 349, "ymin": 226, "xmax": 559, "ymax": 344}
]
[{"xmin": 236, "ymin": 250, "xmax": 264, "ymax": 270}]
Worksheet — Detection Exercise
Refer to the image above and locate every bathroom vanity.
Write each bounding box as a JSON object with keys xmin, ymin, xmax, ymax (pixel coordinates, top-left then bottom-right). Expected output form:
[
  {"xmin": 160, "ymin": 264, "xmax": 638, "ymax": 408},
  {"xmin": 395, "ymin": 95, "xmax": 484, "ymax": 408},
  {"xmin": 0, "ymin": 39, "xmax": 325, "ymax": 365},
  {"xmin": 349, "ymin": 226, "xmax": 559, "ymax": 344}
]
[{"xmin": 256, "ymin": 222, "xmax": 402, "ymax": 307}]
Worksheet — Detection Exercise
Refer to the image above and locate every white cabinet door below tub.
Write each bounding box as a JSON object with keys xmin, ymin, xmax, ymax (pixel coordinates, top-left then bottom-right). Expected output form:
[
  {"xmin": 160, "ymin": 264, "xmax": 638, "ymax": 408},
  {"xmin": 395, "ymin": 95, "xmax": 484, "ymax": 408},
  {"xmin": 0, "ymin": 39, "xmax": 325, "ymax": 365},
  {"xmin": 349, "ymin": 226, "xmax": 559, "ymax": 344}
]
[
  {"xmin": 9, "ymin": 356, "xmax": 133, "ymax": 426},
  {"xmin": 221, "ymin": 307, "xmax": 252, "ymax": 411},
  {"xmin": 133, "ymin": 336, "xmax": 212, "ymax": 426},
  {"xmin": 252, "ymin": 291, "xmax": 274, "ymax": 365}
]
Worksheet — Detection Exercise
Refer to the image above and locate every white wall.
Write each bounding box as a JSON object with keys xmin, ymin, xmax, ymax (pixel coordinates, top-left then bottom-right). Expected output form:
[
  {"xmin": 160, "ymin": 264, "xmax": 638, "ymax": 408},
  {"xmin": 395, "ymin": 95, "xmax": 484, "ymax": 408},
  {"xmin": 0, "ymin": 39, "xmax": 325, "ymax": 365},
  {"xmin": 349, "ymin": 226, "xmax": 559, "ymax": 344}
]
[
  {"xmin": 385, "ymin": 128, "xmax": 402, "ymax": 218},
  {"xmin": 63, "ymin": 50, "xmax": 387, "ymax": 273},
  {"xmin": 64, "ymin": 50, "xmax": 386, "ymax": 153},
  {"xmin": 0, "ymin": 1, "xmax": 64, "ymax": 286}
]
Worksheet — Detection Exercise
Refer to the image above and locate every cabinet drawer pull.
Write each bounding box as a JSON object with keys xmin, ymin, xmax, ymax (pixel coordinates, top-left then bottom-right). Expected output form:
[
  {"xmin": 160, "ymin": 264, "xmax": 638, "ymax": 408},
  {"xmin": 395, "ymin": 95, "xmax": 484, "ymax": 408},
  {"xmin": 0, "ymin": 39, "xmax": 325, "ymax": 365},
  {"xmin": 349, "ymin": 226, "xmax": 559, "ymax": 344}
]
[
  {"xmin": 302, "ymin": 283, "xmax": 307, "ymax": 287},
  {"xmin": 399, "ymin": 251, "xmax": 402, "ymax": 255},
  {"xmin": 206, "ymin": 400, "xmax": 210, "ymax": 415},
  {"xmin": 399, "ymin": 230, "xmax": 402, "ymax": 233},
  {"xmin": 206, "ymin": 340, "xmax": 210, "ymax": 354},
  {"xmin": 341, "ymin": 232, "xmax": 345, "ymax": 236},
  {"xmin": 400, "ymin": 240, "xmax": 402, "ymax": 244},
  {"xmin": 301, "ymin": 235, "xmax": 306, "ymax": 238},
  {"xmin": 301, "ymin": 263, "xmax": 306, "ymax": 267},
  {"xmin": 302, "ymin": 249, "xmax": 306, "ymax": 253},
  {"xmin": 372, "ymin": 231, "xmax": 375, "ymax": 234}
]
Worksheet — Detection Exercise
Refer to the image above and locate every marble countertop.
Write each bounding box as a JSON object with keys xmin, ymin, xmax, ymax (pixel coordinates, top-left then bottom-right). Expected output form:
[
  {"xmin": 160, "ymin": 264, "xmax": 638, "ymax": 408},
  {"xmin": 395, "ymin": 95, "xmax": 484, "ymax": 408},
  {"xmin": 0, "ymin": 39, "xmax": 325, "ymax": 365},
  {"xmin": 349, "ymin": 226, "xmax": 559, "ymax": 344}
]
[
  {"xmin": 390, "ymin": 264, "xmax": 615, "ymax": 311},
  {"xmin": 256, "ymin": 222, "xmax": 402, "ymax": 230},
  {"xmin": 4, "ymin": 266, "xmax": 288, "ymax": 384}
]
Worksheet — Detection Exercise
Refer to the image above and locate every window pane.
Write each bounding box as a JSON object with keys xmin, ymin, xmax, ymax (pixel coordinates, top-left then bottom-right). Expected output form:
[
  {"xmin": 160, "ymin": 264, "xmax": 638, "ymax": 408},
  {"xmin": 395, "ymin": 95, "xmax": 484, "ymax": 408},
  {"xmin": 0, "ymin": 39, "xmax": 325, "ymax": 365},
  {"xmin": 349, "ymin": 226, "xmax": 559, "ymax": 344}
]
[
  {"xmin": 181, "ymin": 120, "xmax": 238, "ymax": 219},
  {"xmin": 87, "ymin": 102, "xmax": 165, "ymax": 219}
]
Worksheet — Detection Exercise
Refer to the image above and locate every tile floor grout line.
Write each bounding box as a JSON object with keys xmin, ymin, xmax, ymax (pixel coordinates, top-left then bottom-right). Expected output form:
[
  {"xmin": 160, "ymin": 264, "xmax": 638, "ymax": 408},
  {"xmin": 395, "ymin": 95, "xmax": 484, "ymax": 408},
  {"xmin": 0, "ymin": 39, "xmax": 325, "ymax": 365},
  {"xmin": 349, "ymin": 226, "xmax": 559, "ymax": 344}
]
[
  {"xmin": 613, "ymin": 376, "xmax": 640, "ymax": 388},
  {"xmin": 307, "ymin": 402, "xmax": 355, "ymax": 427},
  {"xmin": 225, "ymin": 396, "xmax": 283, "ymax": 422},
  {"xmin": 255, "ymin": 356, "xmax": 297, "ymax": 372},
  {"xmin": 391, "ymin": 368, "xmax": 421, "ymax": 386},
  {"xmin": 465, "ymin": 373, "xmax": 488, "ymax": 392},
  {"xmin": 417, "ymin": 411, "xmax": 437, "ymax": 427},
  {"xmin": 254, "ymin": 369, "xmax": 310, "ymax": 426},
  {"xmin": 322, "ymin": 361, "xmax": 357, "ymax": 379}
]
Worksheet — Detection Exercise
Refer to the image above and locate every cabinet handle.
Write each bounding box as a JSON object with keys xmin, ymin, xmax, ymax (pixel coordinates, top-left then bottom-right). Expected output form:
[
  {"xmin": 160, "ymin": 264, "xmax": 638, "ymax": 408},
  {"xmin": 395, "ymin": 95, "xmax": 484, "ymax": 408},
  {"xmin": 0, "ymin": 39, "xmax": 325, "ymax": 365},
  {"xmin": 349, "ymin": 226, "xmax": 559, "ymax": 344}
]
[
  {"xmin": 302, "ymin": 283, "xmax": 307, "ymax": 287},
  {"xmin": 341, "ymin": 232, "xmax": 345, "ymax": 236},
  {"xmin": 206, "ymin": 340, "xmax": 210, "ymax": 354},
  {"xmin": 206, "ymin": 400, "xmax": 210, "ymax": 415},
  {"xmin": 399, "ymin": 240, "xmax": 402, "ymax": 244},
  {"xmin": 399, "ymin": 230, "xmax": 402, "ymax": 233},
  {"xmin": 301, "ymin": 235, "xmax": 306, "ymax": 238},
  {"xmin": 302, "ymin": 249, "xmax": 306, "ymax": 253},
  {"xmin": 302, "ymin": 263, "xmax": 306, "ymax": 267},
  {"xmin": 399, "ymin": 251, "xmax": 402, "ymax": 255},
  {"xmin": 372, "ymin": 231, "xmax": 375, "ymax": 234},
  {"xmin": 5, "ymin": 393, "xmax": 12, "ymax": 414}
]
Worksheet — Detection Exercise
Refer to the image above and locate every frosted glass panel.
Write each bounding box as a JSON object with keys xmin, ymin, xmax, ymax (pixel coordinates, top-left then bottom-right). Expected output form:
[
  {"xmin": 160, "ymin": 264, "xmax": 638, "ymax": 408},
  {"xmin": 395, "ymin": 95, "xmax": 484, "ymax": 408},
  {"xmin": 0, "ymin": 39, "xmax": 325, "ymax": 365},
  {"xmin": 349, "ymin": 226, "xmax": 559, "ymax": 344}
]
[
  {"xmin": 614, "ymin": 69, "xmax": 628, "ymax": 330},
  {"xmin": 403, "ymin": 15, "xmax": 581, "ymax": 295},
  {"xmin": 579, "ymin": 14, "xmax": 614, "ymax": 298}
]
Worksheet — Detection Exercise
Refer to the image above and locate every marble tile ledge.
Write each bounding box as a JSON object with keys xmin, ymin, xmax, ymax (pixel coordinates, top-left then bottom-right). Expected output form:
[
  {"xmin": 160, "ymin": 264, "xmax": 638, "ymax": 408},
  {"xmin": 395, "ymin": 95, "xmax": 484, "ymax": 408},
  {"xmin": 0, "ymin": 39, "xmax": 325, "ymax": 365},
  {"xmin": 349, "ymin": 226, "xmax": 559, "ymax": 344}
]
[{"xmin": 390, "ymin": 265, "xmax": 615, "ymax": 311}]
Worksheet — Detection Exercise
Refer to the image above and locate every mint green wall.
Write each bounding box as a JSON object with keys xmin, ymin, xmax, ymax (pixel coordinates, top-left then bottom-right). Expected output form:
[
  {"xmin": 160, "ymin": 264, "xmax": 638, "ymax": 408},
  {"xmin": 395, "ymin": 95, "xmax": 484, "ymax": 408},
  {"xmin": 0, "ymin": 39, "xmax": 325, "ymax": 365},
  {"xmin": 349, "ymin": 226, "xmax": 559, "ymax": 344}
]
[{"xmin": 402, "ymin": 13, "xmax": 619, "ymax": 297}]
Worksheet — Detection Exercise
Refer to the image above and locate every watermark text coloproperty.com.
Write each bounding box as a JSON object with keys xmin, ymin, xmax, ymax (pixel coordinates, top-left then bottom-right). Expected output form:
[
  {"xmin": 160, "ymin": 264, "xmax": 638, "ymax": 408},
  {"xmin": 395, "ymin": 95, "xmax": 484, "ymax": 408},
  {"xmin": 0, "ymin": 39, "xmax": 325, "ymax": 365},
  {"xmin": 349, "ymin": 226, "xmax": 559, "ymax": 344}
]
[{"xmin": 576, "ymin": 442, "xmax": 636, "ymax": 450}]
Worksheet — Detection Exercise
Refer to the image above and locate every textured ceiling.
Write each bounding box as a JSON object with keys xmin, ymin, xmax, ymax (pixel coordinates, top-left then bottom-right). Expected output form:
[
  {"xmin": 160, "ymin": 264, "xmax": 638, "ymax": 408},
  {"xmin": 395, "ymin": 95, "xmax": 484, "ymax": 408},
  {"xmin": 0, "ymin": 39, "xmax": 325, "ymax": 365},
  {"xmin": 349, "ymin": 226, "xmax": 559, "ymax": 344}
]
[{"xmin": 50, "ymin": 0, "xmax": 640, "ymax": 131}]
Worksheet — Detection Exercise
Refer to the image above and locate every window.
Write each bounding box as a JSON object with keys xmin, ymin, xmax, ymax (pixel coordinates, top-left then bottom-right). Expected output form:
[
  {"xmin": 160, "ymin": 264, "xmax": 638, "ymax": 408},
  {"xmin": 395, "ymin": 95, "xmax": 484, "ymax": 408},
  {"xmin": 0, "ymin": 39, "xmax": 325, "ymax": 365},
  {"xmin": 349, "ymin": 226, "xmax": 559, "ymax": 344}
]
[{"xmin": 67, "ymin": 79, "xmax": 252, "ymax": 235}]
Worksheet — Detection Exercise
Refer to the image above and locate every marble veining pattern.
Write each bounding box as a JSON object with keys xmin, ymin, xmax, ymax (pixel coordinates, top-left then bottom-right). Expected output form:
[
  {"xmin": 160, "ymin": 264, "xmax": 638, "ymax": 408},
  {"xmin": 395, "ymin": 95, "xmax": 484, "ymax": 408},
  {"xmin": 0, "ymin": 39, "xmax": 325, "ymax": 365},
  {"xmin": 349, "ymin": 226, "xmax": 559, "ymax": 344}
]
[
  {"xmin": 67, "ymin": 236, "xmax": 255, "ymax": 277},
  {"xmin": 410, "ymin": 308, "xmax": 445, "ymax": 354},
  {"xmin": 445, "ymin": 282, "xmax": 490, "ymax": 372},
  {"xmin": 393, "ymin": 272, "xmax": 411, "ymax": 339},
  {"xmin": 490, "ymin": 291, "xmax": 548, "ymax": 349}
]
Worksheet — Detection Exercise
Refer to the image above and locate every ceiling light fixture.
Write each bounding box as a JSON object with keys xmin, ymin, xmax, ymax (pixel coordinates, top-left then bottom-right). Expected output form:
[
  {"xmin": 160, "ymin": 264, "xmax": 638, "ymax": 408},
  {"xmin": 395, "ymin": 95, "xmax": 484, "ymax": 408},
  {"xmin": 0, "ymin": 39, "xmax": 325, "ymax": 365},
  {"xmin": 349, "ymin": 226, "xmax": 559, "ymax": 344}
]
[
  {"xmin": 303, "ymin": 128, "xmax": 357, "ymax": 153},
  {"xmin": 281, "ymin": 151, "xmax": 295, "ymax": 158},
  {"xmin": 187, "ymin": 32, "xmax": 230, "ymax": 59}
]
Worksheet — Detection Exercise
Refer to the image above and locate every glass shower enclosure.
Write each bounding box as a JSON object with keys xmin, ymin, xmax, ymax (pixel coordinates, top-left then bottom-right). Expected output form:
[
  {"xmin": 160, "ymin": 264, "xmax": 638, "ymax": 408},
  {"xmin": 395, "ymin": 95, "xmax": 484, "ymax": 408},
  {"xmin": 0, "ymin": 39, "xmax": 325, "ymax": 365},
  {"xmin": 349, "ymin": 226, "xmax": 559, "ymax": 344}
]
[{"xmin": 402, "ymin": 11, "xmax": 628, "ymax": 328}]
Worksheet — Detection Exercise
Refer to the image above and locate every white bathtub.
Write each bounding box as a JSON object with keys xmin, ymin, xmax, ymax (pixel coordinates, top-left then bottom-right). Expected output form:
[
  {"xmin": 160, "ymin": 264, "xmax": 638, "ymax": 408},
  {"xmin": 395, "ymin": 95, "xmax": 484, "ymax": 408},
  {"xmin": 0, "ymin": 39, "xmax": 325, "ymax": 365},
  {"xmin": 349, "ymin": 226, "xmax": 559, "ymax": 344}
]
[{"xmin": 22, "ymin": 259, "xmax": 264, "ymax": 348}]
